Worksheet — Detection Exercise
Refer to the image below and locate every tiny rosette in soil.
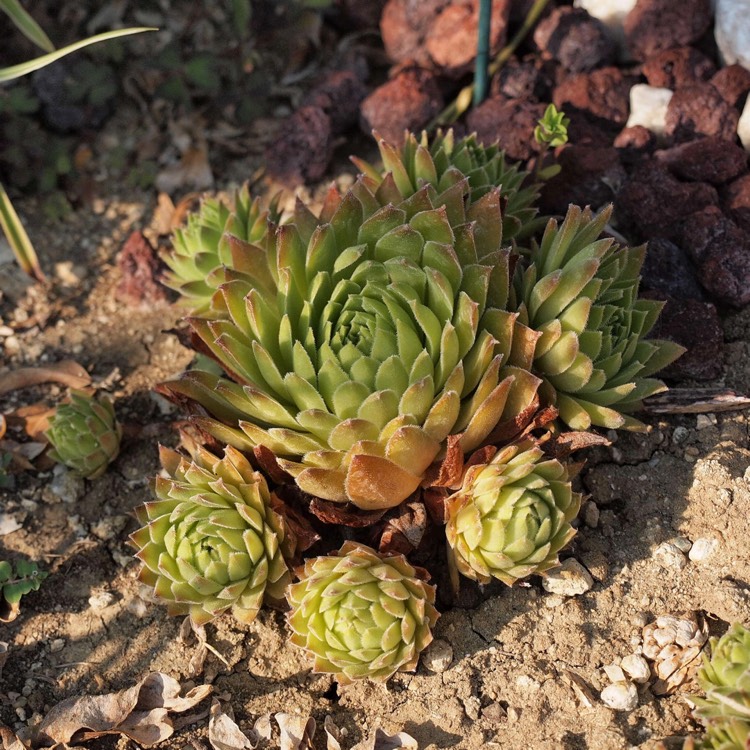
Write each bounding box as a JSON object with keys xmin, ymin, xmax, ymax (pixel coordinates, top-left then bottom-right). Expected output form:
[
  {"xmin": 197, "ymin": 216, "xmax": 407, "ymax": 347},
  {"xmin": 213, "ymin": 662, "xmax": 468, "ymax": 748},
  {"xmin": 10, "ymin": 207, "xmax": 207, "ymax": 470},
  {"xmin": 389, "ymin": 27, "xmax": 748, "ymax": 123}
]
[
  {"xmin": 286, "ymin": 541, "xmax": 439, "ymax": 682},
  {"xmin": 512, "ymin": 204, "xmax": 685, "ymax": 431},
  {"xmin": 130, "ymin": 443, "xmax": 290, "ymax": 626},
  {"xmin": 445, "ymin": 441, "xmax": 581, "ymax": 585},
  {"xmin": 161, "ymin": 132, "xmax": 543, "ymax": 511},
  {"xmin": 694, "ymin": 623, "xmax": 750, "ymax": 724},
  {"xmin": 696, "ymin": 719, "xmax": 750, "ymax": 750},
  {"xmin": 162, "ymin": 186, "xmax": 280, "ymax": 316},
  {"xmin": 45, "ymin": 390, "xmax": 121, "ymax": 479}
]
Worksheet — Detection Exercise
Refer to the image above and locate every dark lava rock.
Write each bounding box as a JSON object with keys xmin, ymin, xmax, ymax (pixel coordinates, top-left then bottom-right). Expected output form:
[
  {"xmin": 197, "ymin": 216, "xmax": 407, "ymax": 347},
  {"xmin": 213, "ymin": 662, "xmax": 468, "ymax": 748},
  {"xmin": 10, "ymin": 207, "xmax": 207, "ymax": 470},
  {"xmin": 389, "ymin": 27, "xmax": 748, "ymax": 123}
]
[
  {"xmin": 641, "ymin": 46, "xmax": 716, "ymax": 89},
  {"xmin": 492, "ymin": 56, "xmax": 552, "ymax": 101},
  {"xmin": 656, "ymin": 137, "xmax": 748, "ymax": 184},
  {"xmin": 640, "ymin": 237, "xmax": 705, "ymax": 300},
  {"xmin": 301, "ymin": 69, "xmax": 368, "ymax": 134},
  {"xmin": 665, "ymin": 83, "xmax": 739, "ymax": 142},
  {"xmin": 265, "ymin": 106, "xmax": 333, "ymax": 185},
  {"xmin": 360, "ymin": 67, "xmax": 444, "ymax": 144},
  {"xmin": 614, "ymin": 126, "xmax": 657, "ymax": 159},
  {"xmin": 616, "ymin": 164, "xmax": 718, "ymax": 240},
  {"xmin": 533, "ymin": 6, "xmax": 615, "ymax": 73},
  {"xmin": 624, "ymin": 0, "xmax": 713, "ymax": 61},
  {"xmin": 380, "ymin": 0, "xmax": 449, "ymax": 65},
  {"xmin": 646, "ymin": 296, "xmax": 724, "ymax": 380},
  {"xmin": 465, "ymin": 97, "xmax": 544, "ymax": 161},
  {"xmin": 538, "ymin": 145, "xmax": 626, "ymax": 215},
  {"xmin": 116, "ymin": 232, "xmax": 168, "ymax": 309},
  {"xmin": 332, "ymin": 0, "xmax": 387, "ymax": 29},
  {"xmin": 679, "ymin": 206, "xmax": 750, "ymax": 307},
  {"xmin": 553, "ymin": 67, "xmax": 631, "ymax": 128},
  {"xmin": 710, "ymin": 64, "xmax": 750, "ymax": 109},
  {"xmin": 426, "ymin": 0, "xmax": 511, "ymax": 77},
  {"xmin": 722, "ymin": 174, "xmax": 750, "ymax": 233}
]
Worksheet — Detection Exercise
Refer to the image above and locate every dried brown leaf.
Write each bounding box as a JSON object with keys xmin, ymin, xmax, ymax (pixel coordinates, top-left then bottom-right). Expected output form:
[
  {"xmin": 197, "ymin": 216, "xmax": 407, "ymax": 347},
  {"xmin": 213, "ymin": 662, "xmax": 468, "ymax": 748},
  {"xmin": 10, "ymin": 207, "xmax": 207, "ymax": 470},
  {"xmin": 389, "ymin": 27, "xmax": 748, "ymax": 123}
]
[
  {"xmin": 544, "ymin": 431, "xmax": 611, "ymax": 460},
  {"xmin": 423, "ymin": 434, "xmax": 463, "ymax": 489},
  {"xmin": 378, "ymin": 500, "xmax": 426, "ymax": 555},
  {"xmin": 269, "ymin": 490, "xmax": 321, "ymax": 556},
  {"xmin": 0, "ymin": 361, "xmax": 90, "ymax": 395},
  {"xmin": 275, "ymin": 713, "xmax": 315, "ymax": 750},
  {"xmin": 308, "ymin": 498, "xmax": 385, "ymax": 528},
  {"xmin": 35, "ymin": 672, "xmax": 211, "ymax": 747},
  {"xmin": 351, "ymin": 727, "xmax": 419, "ymax": 750},
  {"xmin": 5, "ymin": 403, "xmax": 56, "ymax": 441},
  {"xmin": 151, "ymin": 192, "xmax": 176, "ymax": 236},
  {"xmin": 208, "ymin": 700, "xmax": 258, "ymax": 750},
  {"xmin": 254, "ymin": 445, "xmax": 293, "ymax": 484},
  {"xmin": 156, "ymin": 147, "xmax": 213, "ymax": 194}
]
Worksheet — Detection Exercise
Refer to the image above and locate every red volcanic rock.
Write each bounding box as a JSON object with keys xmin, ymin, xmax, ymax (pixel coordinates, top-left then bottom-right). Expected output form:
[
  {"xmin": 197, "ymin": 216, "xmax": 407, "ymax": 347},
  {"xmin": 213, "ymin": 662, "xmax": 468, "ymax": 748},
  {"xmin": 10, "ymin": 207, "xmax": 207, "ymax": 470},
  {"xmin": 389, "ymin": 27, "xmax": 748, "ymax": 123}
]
[
  {"xmin": 465, "ymin": 97, "xmax": 544, "ymax": 161},
  {"xmin": 641, "ymin": 46, "xmax": 716, "ymax": 89},
  {"xmin": 710, "ymin": 64, "xmax": 750, "ymax": 109},
  {"xmin": 533, "ymin": 6, "xmax": 615, "ymax": 73},
  {"xmin": 380, "ymin": 0, "xmax": 449, "ymax": 65},
  {"xmin": 624, "ymin": 0, "xmax": 712, "ymax": 61},
  {"xmin": 492, "ymin": 56, "xmax": 552, "ymax": 101},
  {"xmin": 553, "ymin": 67, "xmax": 631, "ymax": 127},
  {"xmin": 360, "ymin": 67, "xmax": 444, "ymax": 143},
  {"xmin": 723, "ymin": 174, "xmax": 750, "ymax": 233},
  {"xmin": 302, "ymin": 69, "xmax": 368, "ymax": 134},
  {"xmin": 640, "ymin": 238, "xmax": 705, "ymax": 301},
  {"xmin": 665, "ymin": 83, "xmax": 739, "ymax": 142},
  {"xmin": 116, "ymin": 232, "xmax": 168, "ymax": 308},
  {"xmin": 656, "ymin": 137, "xmax": 748, "ymax": 185}
]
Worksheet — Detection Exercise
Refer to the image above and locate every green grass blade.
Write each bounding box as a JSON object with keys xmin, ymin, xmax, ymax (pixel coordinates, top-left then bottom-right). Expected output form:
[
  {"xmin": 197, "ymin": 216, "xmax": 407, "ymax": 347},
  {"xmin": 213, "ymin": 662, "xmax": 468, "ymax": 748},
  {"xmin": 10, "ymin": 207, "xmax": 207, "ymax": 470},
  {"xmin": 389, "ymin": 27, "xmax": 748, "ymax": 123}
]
[
  {"xmin": 0, "ymin": 27, "xmax": 157, "ymax": 82},
  {"xmin": 0, "ymin": 180, "xmax": 46, "ymax": 282},
  {"xmin": 0, "ymin": 0, "xmax": 54, "ymax": 52}
]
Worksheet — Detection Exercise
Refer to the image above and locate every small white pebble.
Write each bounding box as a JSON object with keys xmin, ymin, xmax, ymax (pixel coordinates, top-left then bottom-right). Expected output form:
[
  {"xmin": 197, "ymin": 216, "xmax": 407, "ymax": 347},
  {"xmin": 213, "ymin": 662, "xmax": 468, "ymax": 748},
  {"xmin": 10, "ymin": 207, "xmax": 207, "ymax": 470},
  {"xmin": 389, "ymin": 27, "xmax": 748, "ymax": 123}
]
[
  {"xmin": 88, "ymin": 591, "xmax": 116, "ymax": 610},
  {"xmin": 583, "ymin": 502, "xmax": 600, "ymax": 528},
  {"xmin": 604, "ymin": 665, "xmax": 626, "ymax": 683},
  {"xmin": 671, "ymin": 426, "xmax": 689, "ymax": 445},
  {"xmin": 422, "ymin": 639, "xmax": 453, "ymax": 673},
  {"xmin": 625, "ymin": 84, "xmax": 673, "ymax": 136},
  {"xmin": 621, "ymin": 654, "xmax": 651, "ymax": 684},
  {"xmin": 654, "ymin": 542, "xmax": 688, "ymax": 570},
  {"xmin": 542, "ymin": 559, "xmax": 594, "ymax": 597},
  {"xmin": 671, "ymin": 537, "xmax": 692, "ymax": 554},
  {"xmin": 689, "ymin": 537, "xmax": 719, "ymax": 562},
  {"xmin": 600, "ymin": 682, "xmax": 638, "ymax": 711},
  {"xmin": 695, "ymin": 414, "xmax": 716, "ymax": 430},
  {"xmin": 49, "ymin": 638, "xmax": 65, "ymax": 653}
]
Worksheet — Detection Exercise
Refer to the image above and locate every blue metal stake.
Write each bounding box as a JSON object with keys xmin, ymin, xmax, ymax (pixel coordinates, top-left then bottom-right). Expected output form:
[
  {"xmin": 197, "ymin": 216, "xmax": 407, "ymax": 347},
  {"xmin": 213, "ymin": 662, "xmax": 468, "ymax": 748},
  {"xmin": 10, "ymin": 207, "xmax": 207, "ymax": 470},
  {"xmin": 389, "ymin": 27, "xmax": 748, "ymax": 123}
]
[{"xmin": 474, "ymin": 0, "xmax": 492, "ymax": 107}]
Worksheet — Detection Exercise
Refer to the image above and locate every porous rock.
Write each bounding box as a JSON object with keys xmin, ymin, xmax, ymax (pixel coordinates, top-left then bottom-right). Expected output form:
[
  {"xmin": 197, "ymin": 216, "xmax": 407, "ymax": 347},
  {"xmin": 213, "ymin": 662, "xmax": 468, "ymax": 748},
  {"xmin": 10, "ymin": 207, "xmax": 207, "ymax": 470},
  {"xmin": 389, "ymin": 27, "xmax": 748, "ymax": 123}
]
[
  {"xmin": 723, "ymin": 173, "xmax": 750, "ymax": 232},
  {"xmin": 538, "ymin": 145, "xmax": 625, "ymax": 215},
  {"xmin": 711, "ymin": 64, "xmax": 750, "ymax": 109},
  {"xmin": 553, "ymin": 67, "xmax": 632, "ymax": 127},
  {"xmin": 301, "ymin": 68, "xmax": 368, "ymax": 134},
  {"xmin": 714, "ymin": 0, "xmax": 750, "ymax": 68},
  {"xmin": 624, "ymin": 84, "xmax": 672, "ymax": 136},
  {"xmin": 465, "ymin": 97, "xmax": 544, "ymax": 161},
  {"xmin": 665, "ymin": 83, "xmax": 739, "ymax": 142},
  {"xmin": 614, "ymin": 125, "xmax": 656, "ymax": 156},
  {"xmin": 616, "ymin": 164, "xmax": 718, "ymax": 239},
  {"xmin": 332, "ymin": 0, "xmax": 387, "ymax": 29},
  {"xmin": 533, "ymin": 6, "xmax": 615, "ymax": 73},
  {"xmin": 380, "ymin": 0, "xmax": 449, "ymax": 65},
  {"xmin": 265, "ymin": 106, "xmax": 333, "ymax": 185},
  {"xmin": 656, "ymin": 137, "xmax": 748, "ymax": 185},
  {"xmin": 645, "ymin": 296, "xmax": 724, "ymax": 381},
  {"xmin": 623, "ymin": 0, "xmax": 713, "ymax": 62},
  {"xmin": 640, "ymin": 238, "xmax": 705, "ymax": 300},
  {"xmin": 642, "ymin": 46, "xmax": 716, "ymax": 90},
  {"xmin": 492, "ymin": 56, "xmax": 551, "ymax": 101},
  {"xmin": 359, "ymin": 67, "xmax": 444, "ymax": 144}
]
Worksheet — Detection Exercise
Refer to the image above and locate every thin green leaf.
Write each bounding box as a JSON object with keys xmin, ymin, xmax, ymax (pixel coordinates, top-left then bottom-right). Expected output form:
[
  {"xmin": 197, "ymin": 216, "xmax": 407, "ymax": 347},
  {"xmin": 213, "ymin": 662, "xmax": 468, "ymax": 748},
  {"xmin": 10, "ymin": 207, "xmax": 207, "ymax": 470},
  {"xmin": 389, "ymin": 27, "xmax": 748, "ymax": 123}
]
[
  {"xmin": 0, "ymin": 181, "xmax": 45, "ymax": 282},
  {"xmin": 0, "ymin": 27, "xmax": 157, "ymax": 82},
  {"xmin": 0, "ymin": 0, "xmax": 54, "ymax": 52}
]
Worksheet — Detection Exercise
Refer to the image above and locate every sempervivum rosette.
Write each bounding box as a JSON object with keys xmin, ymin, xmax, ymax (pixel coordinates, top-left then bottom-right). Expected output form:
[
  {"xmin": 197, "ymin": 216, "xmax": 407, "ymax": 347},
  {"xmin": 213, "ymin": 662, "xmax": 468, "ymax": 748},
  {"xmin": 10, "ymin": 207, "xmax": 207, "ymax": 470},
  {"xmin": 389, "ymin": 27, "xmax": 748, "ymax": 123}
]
[
  {"xmin": 353, "ymin": 130, "xmax": 543, "ymax": 243},
  {"xmin": 130, "ymin": 442, "xmax": 290, "ymax": 625},
  {"xmin": 160, "ymin": 148, "xmax": 542, "ymax": 511},
  {"xmin": 286, "ymin": 541, "xmax": 438, "ymax": 682},
  {"xmin": 445, "ymin": 440, "xmax": 580, "ymax": 585},
  {"xmin": 512, "ymin": 204, "xmax": 685, "ymax": 430},
  {"xmin": 162, "ymin": 185, "xmax": 280, "ymax": 316}
]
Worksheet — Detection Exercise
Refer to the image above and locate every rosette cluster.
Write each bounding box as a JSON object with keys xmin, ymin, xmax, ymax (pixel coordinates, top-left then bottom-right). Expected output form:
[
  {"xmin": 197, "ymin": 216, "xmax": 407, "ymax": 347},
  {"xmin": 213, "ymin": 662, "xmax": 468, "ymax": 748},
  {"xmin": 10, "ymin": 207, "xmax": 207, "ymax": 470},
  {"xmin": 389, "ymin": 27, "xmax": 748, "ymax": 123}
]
[
  {"xmin": 130, "ymin": 443, "xmax": 290, "ymax": 626},
  {"xmin": 286, "ymin": 542, "xmax": 438, "ymax": 682},
  {"xmin": 45, "ymin": 390, "xmax": 121, "ymax": 479},
  {"xmin": 446, "ymin": 441, "xmax": 580, "ymax": 585}
]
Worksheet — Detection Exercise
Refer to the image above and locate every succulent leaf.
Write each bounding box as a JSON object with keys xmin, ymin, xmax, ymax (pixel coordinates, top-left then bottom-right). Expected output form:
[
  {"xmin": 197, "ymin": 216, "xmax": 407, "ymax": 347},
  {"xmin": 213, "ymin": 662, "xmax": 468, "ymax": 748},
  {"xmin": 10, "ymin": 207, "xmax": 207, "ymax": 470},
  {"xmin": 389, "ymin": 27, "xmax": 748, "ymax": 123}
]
[
  {"xmin": 130, "ymin": 442, "xmax": 290, "ymax": 625},
  {"xmin": 445, "ymin": 440, "xmax": 581, "ymax": 585},
  {"xmin": 286, "ymin": 541, "xmax": 439, "ymax": 682},
  {"xmin": 45, "ymin": 390, "xmax": 121, "ymax": 479}
]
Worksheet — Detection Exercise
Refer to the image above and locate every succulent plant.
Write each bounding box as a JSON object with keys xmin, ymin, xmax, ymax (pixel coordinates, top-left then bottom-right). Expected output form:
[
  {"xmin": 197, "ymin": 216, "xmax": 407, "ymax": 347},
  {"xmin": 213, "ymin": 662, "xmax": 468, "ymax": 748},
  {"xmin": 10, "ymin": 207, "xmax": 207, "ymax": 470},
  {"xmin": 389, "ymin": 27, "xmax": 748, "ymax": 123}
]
[
  {"xmin": 286, "ymin": 541, "xmax": 438, "ymax": 682},
  {"xmin": 512, "ymin": 204, "xmax": 685, "ymax": 430},
  {"xmin": 694, "ymin": 624, "xmax": 750, "ymax": 724},
  {"xmin": 160, "ymin": 150, "xmax": 542, "ymax": 511},
  {"xmin": 130, "ymin": 442, "xmax": 290, "ymax": 625},
  {"xmin": 445, "ymin": 440, "xmax": 580, "ymax": 585},
  {"xmin": 45, "ymin": 390, "xmax": 121, "ymax": 479},
  {"xmin": 352, "ymin": 130, "xmax": 543, "ymax": 243},
  {"xmin": 161, "ymin": 185, "xmax": 281, "ymax": 315},
  {"xmin": 697, "ymin": 719, "xmax": 750, "ymax": 750},
  {"xmin": 0, "ymin": 559, "xmax": 47, "ymax": 622}
]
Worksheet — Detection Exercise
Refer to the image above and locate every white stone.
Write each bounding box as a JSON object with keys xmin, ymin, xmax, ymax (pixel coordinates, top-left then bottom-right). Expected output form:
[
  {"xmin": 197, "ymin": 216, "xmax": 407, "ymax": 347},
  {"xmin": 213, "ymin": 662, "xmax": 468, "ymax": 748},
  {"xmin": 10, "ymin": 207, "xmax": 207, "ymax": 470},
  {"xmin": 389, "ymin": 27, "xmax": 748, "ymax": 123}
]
[
  {"xmin": 714, "ymin": 0, "xmax": 750, "ymax": 68},
  {"xmin": 654, "ymin": 542, "xmax": 688, "ymax": 570},
  {"xmin": 604, "ymin": 665, "xmax": 626, "ymax": 683},
  {"xmin": 600, "ymin": 681, "xmax": 638, "ymax": 711},
  {"xmin": 671, "ymin": 537, "xmax": 693, "ymax": 554},
  {"xmin": 738, "ymin": 96, "xmax": 750, "ymax": 151},
  {"xmin": 49, "ymin": 465, "xmax": 85, "ymax": 504},
  {"xmin": 49, "ymin": 638, "xmax": 65, "ymax": 653},
  {"xmin": 625, "ymin": 85, "xmax": 674, "ymax": 136},
  {"xmin": 88, "ymin": 591, "xmax": 116, "ymax": 610},
  {"xmin": 422, "ymin": 639, "xmax": 453, "ymax": 673},
  {"xmin": 695, "ymin": 414, "xmax": 716, "ymax": 430},
  {"xmin": 621, "ymin": 654, "xmax": 651, "ymax": 684},
  {"xmin": 542, "ymin": 559, "xmax": 594, "ymax": 596},
  {"xmin": 689, "ymin": 537, "xmax": 720, "ymax": 562},
  {"xmin": 574, "ymin": 0, "xmax": 637, "ymax": 57}
]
